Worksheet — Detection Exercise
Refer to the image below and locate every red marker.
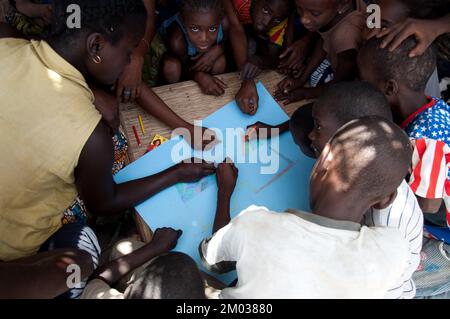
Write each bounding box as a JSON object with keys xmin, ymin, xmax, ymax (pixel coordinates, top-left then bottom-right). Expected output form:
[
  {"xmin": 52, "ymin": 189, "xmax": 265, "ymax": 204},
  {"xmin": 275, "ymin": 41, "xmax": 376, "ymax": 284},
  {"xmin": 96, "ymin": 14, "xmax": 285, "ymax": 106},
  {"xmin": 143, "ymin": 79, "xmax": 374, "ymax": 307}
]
[{"xmin": 132, "ymin": 125, "xmax": 141, "ymax": 146}]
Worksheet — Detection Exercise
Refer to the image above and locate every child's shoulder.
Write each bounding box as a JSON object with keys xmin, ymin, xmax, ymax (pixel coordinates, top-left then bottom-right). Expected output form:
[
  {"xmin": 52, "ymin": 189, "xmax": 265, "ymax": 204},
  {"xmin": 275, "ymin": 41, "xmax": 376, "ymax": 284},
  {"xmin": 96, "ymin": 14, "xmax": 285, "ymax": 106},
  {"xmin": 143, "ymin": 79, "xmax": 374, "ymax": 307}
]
[{"xmin": 407, "ymin": 98, "xmax": 450, "ymax": 144}]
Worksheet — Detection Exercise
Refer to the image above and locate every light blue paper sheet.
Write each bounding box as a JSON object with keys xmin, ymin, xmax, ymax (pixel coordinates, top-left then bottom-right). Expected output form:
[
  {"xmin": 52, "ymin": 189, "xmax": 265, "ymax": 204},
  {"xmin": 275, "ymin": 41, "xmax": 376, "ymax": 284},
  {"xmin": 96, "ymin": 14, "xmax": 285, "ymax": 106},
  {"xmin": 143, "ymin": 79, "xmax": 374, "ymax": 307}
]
[{"xmin": 114, "ymin": 83, "xmax": 315, "ymax": 283}]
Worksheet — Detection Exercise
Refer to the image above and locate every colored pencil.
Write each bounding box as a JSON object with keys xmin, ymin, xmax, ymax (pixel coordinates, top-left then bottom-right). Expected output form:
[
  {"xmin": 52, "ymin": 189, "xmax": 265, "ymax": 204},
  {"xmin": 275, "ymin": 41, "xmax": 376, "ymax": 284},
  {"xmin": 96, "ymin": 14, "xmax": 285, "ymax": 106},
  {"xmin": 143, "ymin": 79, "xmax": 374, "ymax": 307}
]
[
  {"xmin": 132, "ymin": 125, "xmax": 141, "ymax": 146},
  {"xmin": 138, "ymin": 115, "xmax": 146, "ymax": 136}
]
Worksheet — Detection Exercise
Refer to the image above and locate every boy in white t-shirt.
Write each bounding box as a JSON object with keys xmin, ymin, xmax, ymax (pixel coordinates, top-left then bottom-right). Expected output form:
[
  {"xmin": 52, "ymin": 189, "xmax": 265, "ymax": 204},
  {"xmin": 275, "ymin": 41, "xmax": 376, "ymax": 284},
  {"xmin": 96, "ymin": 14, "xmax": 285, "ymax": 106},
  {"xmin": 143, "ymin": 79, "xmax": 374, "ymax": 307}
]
[{"xmin": 201, "ymin": 116, "xmax": 413, "ymax": 299}]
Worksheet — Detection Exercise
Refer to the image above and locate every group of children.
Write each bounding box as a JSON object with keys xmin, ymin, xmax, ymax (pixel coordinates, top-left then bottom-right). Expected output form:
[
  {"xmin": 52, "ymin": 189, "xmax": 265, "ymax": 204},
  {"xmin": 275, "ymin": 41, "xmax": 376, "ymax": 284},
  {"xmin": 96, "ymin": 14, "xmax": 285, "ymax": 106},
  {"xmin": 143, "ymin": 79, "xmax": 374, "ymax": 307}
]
[{"xmin": 0, "ymin": 0, "xmax": 450, "ymax": 299}]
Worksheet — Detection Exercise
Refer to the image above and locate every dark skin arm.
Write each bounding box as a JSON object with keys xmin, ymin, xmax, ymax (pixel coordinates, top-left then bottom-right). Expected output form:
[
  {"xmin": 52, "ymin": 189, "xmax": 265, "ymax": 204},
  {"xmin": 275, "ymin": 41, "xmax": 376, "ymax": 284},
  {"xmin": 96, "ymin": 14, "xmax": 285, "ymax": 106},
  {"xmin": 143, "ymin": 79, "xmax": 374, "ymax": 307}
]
[
  {"xmin": 212, "ymin": 159, "xmax": 239, "ymax": 234},
  {"xmin": 0, "ymin": 249, "xmax": 93, "ymax": 299},
  {"xmin": 417, "ymin": 196, "xmax": 443, "ymax": 214},
  {"xmin": 245, "ymin": 120, "xmax": 290, "ymax": 141},
  {"xmin": 75, "ymin": 122, "xmax": 216, "ymax": 216},
  {"xmin": 117, "ymin": 0, "xmax": 156, "ymax": 102},
  {"xmin": 91, "ymin": 228, "xmax": 182, "ymax": 287},
  {"xmin": 137, "ymin": 83, "xmax": 218, "ymax": 149},
  {"xmin": 224, "ymin": 0, "xmax": 247, "ymax": 70}
]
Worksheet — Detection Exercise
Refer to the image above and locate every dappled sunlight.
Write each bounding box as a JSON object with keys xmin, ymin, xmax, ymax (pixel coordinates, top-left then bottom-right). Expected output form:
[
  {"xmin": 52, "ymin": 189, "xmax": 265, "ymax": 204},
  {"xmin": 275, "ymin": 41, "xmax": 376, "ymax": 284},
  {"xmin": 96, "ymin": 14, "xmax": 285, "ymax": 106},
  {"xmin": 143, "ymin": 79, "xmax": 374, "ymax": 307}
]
[{"xmin": 46, "ymin": 69, "xmax": 63, "ymax": 91}]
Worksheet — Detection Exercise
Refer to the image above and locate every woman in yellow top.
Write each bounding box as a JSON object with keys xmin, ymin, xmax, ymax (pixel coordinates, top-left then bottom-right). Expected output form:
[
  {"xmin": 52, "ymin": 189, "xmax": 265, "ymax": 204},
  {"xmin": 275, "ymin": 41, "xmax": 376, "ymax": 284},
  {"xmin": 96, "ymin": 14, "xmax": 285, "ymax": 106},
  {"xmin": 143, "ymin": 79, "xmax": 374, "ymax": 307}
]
[{"xmin": 0, "ymin": 0, "xmax": 216, "ymax": 298}]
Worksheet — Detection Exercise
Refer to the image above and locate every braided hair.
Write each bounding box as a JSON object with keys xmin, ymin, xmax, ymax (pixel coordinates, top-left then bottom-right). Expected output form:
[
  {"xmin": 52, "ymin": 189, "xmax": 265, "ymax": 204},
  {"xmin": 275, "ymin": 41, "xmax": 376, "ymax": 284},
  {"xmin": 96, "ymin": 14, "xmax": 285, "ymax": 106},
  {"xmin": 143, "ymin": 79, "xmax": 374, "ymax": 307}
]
[
  {"xmin": 180, "ymin": 0, "xmax": 224, "ymax": 19},
  {"xmin": 48, "ymin": 0, "xmax": 146, "ymax": 44}
]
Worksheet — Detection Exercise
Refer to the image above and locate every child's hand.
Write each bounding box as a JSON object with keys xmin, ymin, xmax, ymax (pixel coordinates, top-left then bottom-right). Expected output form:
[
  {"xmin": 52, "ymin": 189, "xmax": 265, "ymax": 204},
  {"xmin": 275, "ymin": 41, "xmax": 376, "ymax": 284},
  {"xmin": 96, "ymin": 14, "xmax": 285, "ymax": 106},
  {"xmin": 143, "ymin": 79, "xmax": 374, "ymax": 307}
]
[
  {"xmin": 216, "ymin": 158, "xmax": 239, "ymax": 197},
  {"xmin": 194, "ymin": 72, "xmax": 227, "ymax": 96},
  {"xmin": 275, "ymin": 87, "xmax": 309, "ymax": 105},
  {"xmin": 92, "ymin": 88, "xmax": 120, "ymax": 131},
  {"xmin": 184, "ymin": 125, "xmax": 219, "ymax": 151},
  {"xmin": 149, "ymin": 227, "xmax": 183, "ymax": 254},
  {"xmin": 116, "ymin": 53, "xmax": 144, "ymax": 103},
  {"xmin": 190, "ymin": 45, "xmax": 224, "ymax": 73},
  {"xmin": 376, "ymin": 18, "xmax": 441, "ymax": 57},
  {"xmin": 276, "ymin": 76, "xmax": 304, "ymax": 96},
  {"xmin": 245, "ymin": 122, "xmax": 275, "ymax": 141},
  {"xmin": 174, "ymin": 158, "xmax": 216, "ymax": 183},
  {"xmin": 236, "ymin": 80, "xmax": 259, "ymax": 115},
  {"xmin": 278, "ymin": 40, "xmax": 308, "ymax": 76}
]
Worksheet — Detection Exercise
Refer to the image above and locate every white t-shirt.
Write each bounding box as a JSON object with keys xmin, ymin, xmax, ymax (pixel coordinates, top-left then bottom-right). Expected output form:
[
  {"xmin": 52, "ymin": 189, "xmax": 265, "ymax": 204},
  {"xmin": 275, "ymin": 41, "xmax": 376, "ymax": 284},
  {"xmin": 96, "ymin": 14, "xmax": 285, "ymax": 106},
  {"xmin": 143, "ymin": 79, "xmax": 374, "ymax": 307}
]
[
  {"xmin": 365, "ymin": 180, "xmax": 424, "ymax": 299},
  {"xmin": 200, "ymin": 206, "xmax": 411, "ymax": 299}
]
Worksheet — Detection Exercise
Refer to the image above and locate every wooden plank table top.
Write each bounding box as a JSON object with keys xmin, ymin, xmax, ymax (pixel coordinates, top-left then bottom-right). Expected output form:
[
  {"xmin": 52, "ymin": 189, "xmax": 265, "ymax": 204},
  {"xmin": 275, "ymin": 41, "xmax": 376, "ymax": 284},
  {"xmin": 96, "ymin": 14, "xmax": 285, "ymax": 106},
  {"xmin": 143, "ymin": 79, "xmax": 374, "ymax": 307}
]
[{"xmin": 120, "ymin": 70, "xmax": 312, "ymax": 162}]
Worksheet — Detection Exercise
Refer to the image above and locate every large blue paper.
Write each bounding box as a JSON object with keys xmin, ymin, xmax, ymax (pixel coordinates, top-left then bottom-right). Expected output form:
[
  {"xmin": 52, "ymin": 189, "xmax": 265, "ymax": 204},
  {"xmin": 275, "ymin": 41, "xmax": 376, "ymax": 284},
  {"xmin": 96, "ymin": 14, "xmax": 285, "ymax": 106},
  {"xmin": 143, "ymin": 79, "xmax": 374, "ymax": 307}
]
[{"xmin": 114, "ymin": 83, "xmax": 315, "ymax": 283}]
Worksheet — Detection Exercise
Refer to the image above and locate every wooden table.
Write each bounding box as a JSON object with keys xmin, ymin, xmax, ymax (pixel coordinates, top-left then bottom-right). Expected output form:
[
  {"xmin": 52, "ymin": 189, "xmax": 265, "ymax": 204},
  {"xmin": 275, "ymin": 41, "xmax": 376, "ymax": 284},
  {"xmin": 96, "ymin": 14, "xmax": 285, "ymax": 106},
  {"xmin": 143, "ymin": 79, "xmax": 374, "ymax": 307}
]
[
  {"xmin": 119, "ymin": 70, "xmax": 312, "ymax": 162},
  {"xmin": 119, "ymin": 70, "xmax": 312, "ymax": 242}
]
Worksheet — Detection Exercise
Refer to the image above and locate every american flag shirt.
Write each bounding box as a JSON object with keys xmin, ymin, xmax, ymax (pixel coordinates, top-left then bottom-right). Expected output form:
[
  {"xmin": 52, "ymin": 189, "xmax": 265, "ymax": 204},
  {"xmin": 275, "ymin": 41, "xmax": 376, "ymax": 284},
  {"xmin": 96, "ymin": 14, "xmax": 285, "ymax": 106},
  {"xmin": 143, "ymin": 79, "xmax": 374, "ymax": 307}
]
[{"xmin": 401, "ymin": 97, "xmax": 450, "ymax": 240}]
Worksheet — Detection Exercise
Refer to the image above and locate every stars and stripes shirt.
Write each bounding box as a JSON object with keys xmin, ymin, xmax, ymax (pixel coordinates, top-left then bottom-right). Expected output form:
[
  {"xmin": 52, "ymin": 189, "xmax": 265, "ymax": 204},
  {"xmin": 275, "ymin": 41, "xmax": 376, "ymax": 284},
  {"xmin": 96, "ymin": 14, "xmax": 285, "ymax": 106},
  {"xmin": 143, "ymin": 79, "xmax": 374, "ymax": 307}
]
[
  {"xmin": 401, "ymin": 97, "xmax": 450, "ymax": 239},
  {"xmin": 365, "ymin": 180, "xmax": 423, "ymax": 299}
]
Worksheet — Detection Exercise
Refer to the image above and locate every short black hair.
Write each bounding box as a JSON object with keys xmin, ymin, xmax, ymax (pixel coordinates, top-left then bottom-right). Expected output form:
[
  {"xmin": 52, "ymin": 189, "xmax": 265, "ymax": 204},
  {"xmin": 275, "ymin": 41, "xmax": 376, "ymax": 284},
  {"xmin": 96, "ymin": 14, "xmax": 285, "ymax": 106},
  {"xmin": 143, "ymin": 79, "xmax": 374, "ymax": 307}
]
[
  {"xmin": 125, "ymin": 252, "xmax": 206, "ymax": 299},
  {"xmin": 359, "ymin": 36, "xmax": 436, "ymax": 92},
  {"xmin": 329, "ymin": 116, "xmax": 413, "ymax": 200},
  {"xmin": 314, "ymin": 81, "xmax": 393, "ymax": 126},
  {"xmin": 48, "ymin": 0, "xmax": 147, "ymax": 44},
  {"xmin": 180, "ymin": 0, "xmax": 224, "ymax": 19}
]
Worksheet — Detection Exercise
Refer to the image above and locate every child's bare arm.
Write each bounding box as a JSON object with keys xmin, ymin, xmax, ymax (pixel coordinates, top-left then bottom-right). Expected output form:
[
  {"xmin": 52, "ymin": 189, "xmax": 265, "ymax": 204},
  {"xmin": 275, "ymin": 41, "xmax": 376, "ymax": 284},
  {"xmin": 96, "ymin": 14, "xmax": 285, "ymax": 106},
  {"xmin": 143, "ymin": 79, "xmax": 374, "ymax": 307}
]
[
  {"xmin": 417, "ymin": 197, "xmax": 443, "ymax": 214},
  {"xmin": 91, "ymin": 228, "xmax": 181, "ymax": 287},
  {"xmin": 116, "ymin": 0, "xmax": 156, "ymax": 102},
  {"xmin": 223, "ymin": 0, "xmax": 247, "ymax": 70},
  {"xmin": 213, "ymin": 160, "xmax": 238, "ymax": 234},
  {"xmin": 75, "ymin": 123, "xmax": 216, "ymax": 216}
]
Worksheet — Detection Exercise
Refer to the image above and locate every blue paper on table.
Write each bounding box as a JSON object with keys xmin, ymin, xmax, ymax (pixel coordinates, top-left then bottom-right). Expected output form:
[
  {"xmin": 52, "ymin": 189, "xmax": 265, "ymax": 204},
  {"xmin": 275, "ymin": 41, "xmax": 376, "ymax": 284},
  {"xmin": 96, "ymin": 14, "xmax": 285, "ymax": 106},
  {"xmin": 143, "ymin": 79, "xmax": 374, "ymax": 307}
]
[{"xmin": 114, "ymin": 83, "xmax": 315, "ymax": 284}]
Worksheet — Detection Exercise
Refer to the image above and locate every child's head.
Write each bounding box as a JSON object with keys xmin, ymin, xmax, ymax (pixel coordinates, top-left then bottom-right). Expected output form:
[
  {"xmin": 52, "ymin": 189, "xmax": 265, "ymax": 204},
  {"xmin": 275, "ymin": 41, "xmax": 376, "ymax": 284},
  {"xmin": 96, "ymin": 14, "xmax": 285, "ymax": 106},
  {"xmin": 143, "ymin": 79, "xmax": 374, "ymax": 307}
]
[
  {"xmin": 180, "ymin": 0, "xmax": 224, "ymax": 53},
  {"xmin": 124, "ymin": 252, "xmax": 206, "ymax": 299},
  {"xmin": 309, "ymin": 116, "xmax": 413, "ymax": 219},
  {"xmin": 358, "ymin": 37, "xmax": 436, "ymax": 118},
  {"xmin": 252, "ymin": 0, "xmax": 292, "ymax": 35},
  {"xmin": 290, "ymin": 81, "xmax": 392, "ymax": 157},
  {"xmin": 295, "ymin": 0, "xmax": 352, "ymax": 32},
  {"xmin": 49, "ymin": 0, "xmax": 146, "ymax": 86}
]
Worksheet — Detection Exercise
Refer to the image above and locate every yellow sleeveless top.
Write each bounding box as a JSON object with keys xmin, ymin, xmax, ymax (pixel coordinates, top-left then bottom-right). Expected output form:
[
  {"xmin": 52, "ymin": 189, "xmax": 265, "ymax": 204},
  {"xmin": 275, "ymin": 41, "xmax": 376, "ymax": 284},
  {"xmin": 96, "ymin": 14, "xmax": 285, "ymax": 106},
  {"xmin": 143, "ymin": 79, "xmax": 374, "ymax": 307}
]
[{"xmin": 0, "ymin": 39, "xmax": 101, "ymax": 261}]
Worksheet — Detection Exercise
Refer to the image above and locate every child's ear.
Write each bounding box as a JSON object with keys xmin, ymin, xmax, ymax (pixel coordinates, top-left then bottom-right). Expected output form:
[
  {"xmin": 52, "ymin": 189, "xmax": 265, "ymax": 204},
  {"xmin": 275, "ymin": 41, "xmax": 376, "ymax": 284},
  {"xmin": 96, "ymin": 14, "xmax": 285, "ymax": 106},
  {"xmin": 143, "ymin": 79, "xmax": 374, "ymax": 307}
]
[
  {"xmin": 372, "ymin": 190, "xmax": 397, "ymax": 210},
  {"xmin": 86, "ymin": 33, "xmax": 106, "ymax": 58},
  {"xmin": 384, "ymin": 79, "xmax": 399, "ymax": 98}
]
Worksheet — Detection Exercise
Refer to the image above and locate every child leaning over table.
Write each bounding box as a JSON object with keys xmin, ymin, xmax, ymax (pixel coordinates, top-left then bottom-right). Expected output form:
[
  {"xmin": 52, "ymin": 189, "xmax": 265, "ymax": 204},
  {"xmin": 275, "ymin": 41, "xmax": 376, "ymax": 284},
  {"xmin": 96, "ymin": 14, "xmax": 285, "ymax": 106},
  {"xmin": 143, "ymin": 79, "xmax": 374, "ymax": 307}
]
[{"xmin": 200, "ymin": 117, "xmax": 414, "ymax": 298}]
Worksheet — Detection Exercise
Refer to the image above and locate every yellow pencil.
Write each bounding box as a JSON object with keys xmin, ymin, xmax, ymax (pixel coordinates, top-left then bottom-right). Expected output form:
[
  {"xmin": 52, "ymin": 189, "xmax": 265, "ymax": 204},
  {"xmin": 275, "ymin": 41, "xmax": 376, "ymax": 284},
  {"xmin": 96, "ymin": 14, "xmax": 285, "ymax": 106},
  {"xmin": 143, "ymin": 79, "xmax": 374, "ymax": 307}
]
[{"xmin": 138, "ymin": 115, "xmax": 146, "ymax": 136}]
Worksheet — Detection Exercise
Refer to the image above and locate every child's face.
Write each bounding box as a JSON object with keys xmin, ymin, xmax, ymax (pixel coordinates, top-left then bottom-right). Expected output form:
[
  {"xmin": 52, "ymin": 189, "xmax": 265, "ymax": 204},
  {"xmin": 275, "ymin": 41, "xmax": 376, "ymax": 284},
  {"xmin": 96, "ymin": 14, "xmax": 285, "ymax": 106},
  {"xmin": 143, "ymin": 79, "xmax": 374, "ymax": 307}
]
[
  {"xmin": 183, "ymin": 10, "xmax": 221, "ymax": 53},
  {"xmin": 252, "ymin": 0, "xmax": 290, "ymax": 34},
  {"xmin": 307, "ymin": 102, "xmax": 340, "ymax": 158},
  {"xmin": 295, "ymin": 0, "xmax": 341, "ymax": 32},
  {"xmin": 376, "ymin": 0, "xmax": 409, "ymax": 28}
]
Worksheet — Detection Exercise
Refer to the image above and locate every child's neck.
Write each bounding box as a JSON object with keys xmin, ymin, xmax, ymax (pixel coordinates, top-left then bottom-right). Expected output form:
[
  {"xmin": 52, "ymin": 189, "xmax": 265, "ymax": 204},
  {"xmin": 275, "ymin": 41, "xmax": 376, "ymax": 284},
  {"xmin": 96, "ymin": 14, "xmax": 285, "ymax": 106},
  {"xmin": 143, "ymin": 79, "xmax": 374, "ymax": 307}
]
[
  {"xmin": 396, "ymin": 90, "xmax": 429, "ymax": 123},
  {"xmin": 313, "ymin": 197, "xmax": 367, "ymax": 225}
]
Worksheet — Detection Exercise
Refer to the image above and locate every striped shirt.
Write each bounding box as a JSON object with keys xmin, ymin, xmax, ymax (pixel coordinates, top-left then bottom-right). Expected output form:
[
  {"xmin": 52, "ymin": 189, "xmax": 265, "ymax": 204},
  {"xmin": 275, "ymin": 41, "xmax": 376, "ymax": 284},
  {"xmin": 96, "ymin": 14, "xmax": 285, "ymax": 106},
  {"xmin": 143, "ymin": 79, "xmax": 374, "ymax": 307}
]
[
  {"xmin": 365, "ymin": 180, "xmax": 423, "ymax": 299},
  {"xmin": 401, "ymin": 98, "xmax": 450, "ymax": 243}
]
